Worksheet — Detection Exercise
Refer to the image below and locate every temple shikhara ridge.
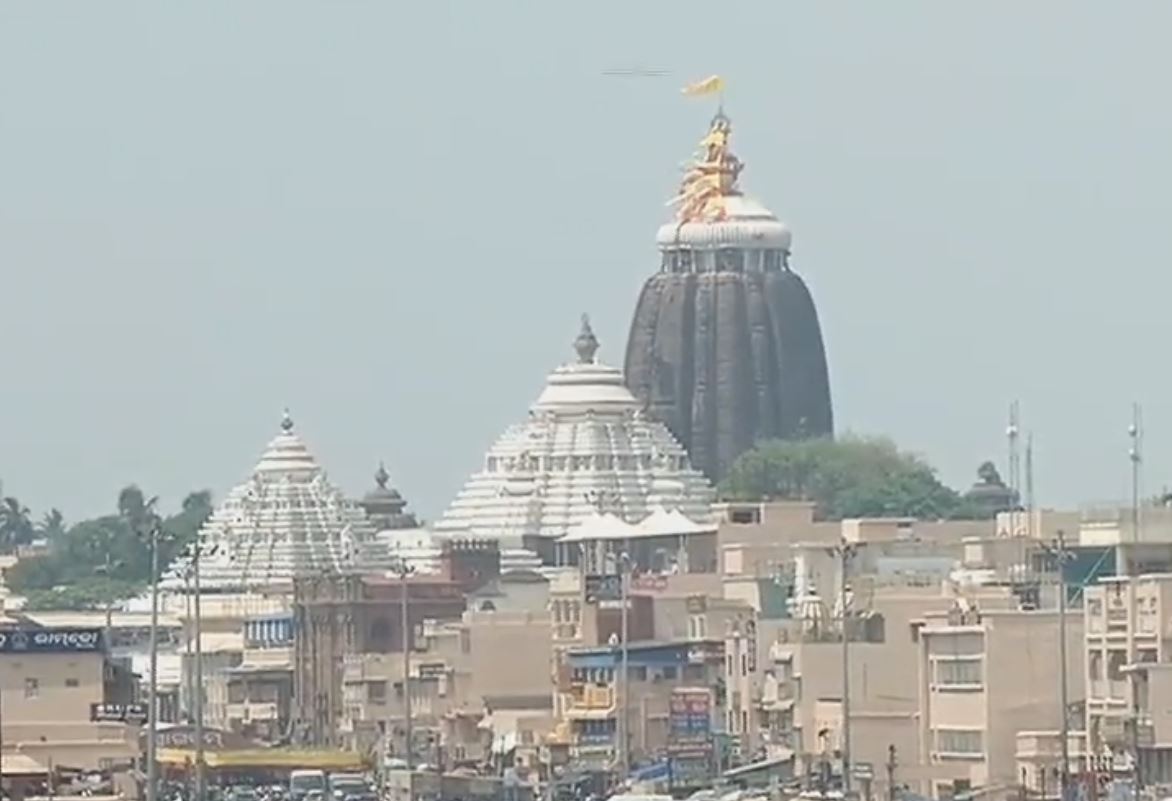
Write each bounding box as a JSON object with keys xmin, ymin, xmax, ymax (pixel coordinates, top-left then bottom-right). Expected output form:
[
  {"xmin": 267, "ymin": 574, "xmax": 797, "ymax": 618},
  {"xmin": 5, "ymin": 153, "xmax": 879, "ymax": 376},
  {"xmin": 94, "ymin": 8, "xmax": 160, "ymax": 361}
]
[
  {"xmin": 625, "ymin": 94, "xmax": 834, "ymax": 482},
  {"xmin": 434, "ymin": 316, "xmax": 715, "ymax": 570},
  {"xmin": 162, "ymin": 410, "xmax": 398, "ymax": 592}
]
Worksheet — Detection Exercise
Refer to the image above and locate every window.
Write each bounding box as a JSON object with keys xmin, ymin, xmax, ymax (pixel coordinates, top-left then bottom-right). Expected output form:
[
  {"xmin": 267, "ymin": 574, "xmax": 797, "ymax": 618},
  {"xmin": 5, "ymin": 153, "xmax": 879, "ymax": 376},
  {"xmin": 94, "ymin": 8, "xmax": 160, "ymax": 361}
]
[
  {"xmin": 1108, "ymin": 650, "xmax": 1128, "ymax": 680},
  {"xmin": 934, "ymin": 729, "xmax": 983, "ymax": 756},
  {"xmin": 935, "ymin": 659, "xmax": 982, "ymax": 687},
  {"xmin": 683, "ymin": 664, "xmax": 703, "ymax": 681},
  {"xmin": 629, "ymin": 666, "xmax": 647, "ymax": 682},
  {"xmin": 729, "ymin": 508, "xmax": 761, "ymax": 525},
  {"xmin": 65, "ymin": 678, "xmax": 79, "ymax": 688},
  {"xmin": 369, "ymin": 681, "xmax": 388, "ymax": 704},
  {"xmin": 662, "ymin": 666, "xmax": 678, "ymax": 680},
  {"xmin": 1090, "ymin": 652, "xmax": 1103, "ymax": 680},
  {"xmin": 24, "ymin": 678, "xmax": 38, "ymax": 699}
]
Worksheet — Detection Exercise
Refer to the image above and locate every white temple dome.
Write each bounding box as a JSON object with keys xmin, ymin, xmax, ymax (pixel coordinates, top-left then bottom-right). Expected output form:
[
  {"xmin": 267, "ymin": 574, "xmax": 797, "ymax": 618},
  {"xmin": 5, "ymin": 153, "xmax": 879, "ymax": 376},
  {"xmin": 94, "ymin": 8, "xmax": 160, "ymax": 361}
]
[
  {"xmin": 656, "ymin": 195, "xmax": 792, "ymax": 252},
  {"xmin": 162, "ymin": 410, "xmax": 397, "ymax": 592},
  {"xmin": 434, "ymin": 316, "xmax": 715, "ymax": 559}
]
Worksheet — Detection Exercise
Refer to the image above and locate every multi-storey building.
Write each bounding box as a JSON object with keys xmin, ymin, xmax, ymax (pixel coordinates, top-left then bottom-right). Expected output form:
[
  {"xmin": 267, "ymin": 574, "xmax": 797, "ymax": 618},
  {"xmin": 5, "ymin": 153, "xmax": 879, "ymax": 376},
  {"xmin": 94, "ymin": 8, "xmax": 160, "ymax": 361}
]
[
  {"xmin": 293, "ymin": 571, "xmax": 466, "ymax": 749},
  {"xmin": 225, "ymin": 612, "xmax": 294, "ymax": 742},
  {"xmin": 0, "ymin": 627, "xmax": 140, "ymax": 772},
  {"xmin": 558, "ymin": 639, "xmax": 724, "ymax": 771},
  {"xmin": 916, "ymin": 605, "xmax": 1084, "ymax": 799},
  {"xmin": 1083, "ymin": 572, "xmax": 1172, "ymax": 782},
  {"xmin": 1083, "ymin": 575, "xmax": 1172, "ymax": 754}
]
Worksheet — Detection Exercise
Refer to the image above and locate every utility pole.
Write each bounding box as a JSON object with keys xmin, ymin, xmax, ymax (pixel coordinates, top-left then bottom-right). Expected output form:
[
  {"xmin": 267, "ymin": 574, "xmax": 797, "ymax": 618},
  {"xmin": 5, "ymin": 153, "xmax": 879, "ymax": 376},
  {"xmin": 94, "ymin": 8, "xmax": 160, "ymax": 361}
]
[
  {"xmin": 1129, "ymin": 405, "xmax": 1143, "ymax": 543},
  {"xmin": 618, "ymin": 550, "xmax": 631, "ymax": 782},
  {"xmin": 1008, "ymin": 402, "xmax": 1021, "ymax": 535},
  {"xmin": 1054, "ymin": 530, "xmax": 1072, "ymax": 801},
  {"xmin": 189, "ymin": 542, "xmax": 216, "ymax": 801},
  {"xmin": 145, "ymin": 511, "xmax": 162, "ymax": 801},
  {"xmin": 393, "ymin": 561, "xmax": 414, "ymax": 775},
  {"xmin": 829, "ymin": 538, "xmax": 858, "ymax": 797},
  {"xmin": 885, "ymin": 744, "xmax": 897, "ymax": 801},
  {"xmin": 1025, "ymin": 433, "xmax": 1035, "ymax": 540},
  {"xmin": 1058, "ymin": 532, "xmax": 1070, "ymax": 801},
  {"xmin": 1128, "ymin": 665, "xmax": 1144, "ymax": 798}
]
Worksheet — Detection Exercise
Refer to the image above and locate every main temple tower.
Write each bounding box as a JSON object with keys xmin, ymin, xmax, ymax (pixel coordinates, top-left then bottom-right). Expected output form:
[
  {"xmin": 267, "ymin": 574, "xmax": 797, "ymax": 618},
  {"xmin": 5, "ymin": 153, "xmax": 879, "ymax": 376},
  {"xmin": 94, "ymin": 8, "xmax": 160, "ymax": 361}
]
[{"xmin": 624, "ymin": 105, "xmax": 833, "ymax": 482}]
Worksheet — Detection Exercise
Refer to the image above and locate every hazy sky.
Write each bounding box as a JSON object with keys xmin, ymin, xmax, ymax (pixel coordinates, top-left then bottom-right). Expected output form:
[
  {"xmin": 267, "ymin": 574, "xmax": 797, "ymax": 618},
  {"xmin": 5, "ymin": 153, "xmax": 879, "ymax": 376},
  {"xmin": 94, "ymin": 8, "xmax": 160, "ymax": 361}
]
[{"xmin": 3, "ymin": 2, "xmax": 1171, "ymax": 523}]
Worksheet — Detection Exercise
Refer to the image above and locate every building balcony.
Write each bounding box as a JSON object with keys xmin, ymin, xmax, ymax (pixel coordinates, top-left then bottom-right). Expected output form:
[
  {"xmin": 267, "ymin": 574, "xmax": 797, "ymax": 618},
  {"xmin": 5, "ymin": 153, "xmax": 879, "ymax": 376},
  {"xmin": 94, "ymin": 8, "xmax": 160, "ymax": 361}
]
[
  {"xmin": 553, "ymin": 623, "xmax": 581, "ymax": 643},
  {"xmin": 758, "ymin": 683, "xmax": 796, "ymax": 706},
  {"xmin": 563, "ymin": 684, "xmax": 616, "ymax": 719},
  {"xmin": 570, "ymin": 738, "xmax": 617, "ymax": 768},
  {"xmin": 343, "ymin": 653, "xmax": 399, "ymax": 684}
]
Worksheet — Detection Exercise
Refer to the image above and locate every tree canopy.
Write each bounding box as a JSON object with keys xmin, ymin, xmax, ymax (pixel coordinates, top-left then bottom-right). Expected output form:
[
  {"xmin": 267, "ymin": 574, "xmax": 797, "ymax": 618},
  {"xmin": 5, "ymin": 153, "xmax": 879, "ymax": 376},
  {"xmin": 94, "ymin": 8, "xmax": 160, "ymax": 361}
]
[
  {"xmin": 1, "ymin": 485, "xmax": 213, "ymax": 611},
  {"xmin": 718, "ymin": 435, "xmax": 993, "ymax": 521}
]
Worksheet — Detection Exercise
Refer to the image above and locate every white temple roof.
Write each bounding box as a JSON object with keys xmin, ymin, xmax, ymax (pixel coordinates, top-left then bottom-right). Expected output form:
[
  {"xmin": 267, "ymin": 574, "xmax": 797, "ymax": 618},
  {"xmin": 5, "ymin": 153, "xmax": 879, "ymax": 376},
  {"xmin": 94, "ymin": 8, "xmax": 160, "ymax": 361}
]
[
  {"xmin": 162, "ymin": 410, "xmax": 398, "ymax": 592},
  {"xmin": 656, "ymin": 195, "xmax": 792, "ymax": 251},
  {"xmin": 637, "ymin": 505, "xmax": 717, "ymax": 537},
  {"xmin": 559, "ymin": 511, "xmax": 638, "ymax": 543},
  {"xmin": 434, "ymin": 317, "xmax": 715, "ymax": 554},
  {"xmin": 559, "ymin": 506, "xmax": 718, "ymax": 544}
]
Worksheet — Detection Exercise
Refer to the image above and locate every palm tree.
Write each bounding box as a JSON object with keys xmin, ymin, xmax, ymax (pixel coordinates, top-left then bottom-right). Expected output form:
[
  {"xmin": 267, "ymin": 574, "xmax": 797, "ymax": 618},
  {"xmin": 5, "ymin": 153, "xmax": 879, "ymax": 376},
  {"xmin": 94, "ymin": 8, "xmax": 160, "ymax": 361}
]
[
  {"xmin": 0, "ymin": 495, "xmax": 34, "ymax": 552},
  {"xmin": 38, "ymin": 508, "xmax": 67, "ymax": 541}
]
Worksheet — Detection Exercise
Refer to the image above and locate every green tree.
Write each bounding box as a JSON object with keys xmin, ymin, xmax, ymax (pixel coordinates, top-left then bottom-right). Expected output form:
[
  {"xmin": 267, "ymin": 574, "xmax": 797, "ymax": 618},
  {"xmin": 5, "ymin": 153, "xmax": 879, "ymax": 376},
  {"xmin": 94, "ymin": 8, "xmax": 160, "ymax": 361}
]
[
  {"xmin": 7, "ymin": 486, "xmax": 214, "ymax": 607},
  {"xmin": 37, "ymin": 508, "xmax": 67, "ymax": 541},
  {"xmin": 0, "ymin": 494, "xmax": 34, "ymax": 551},
  {"xmin": 719, "ymin": 435, "xmax": 991, "ymax": 521}
]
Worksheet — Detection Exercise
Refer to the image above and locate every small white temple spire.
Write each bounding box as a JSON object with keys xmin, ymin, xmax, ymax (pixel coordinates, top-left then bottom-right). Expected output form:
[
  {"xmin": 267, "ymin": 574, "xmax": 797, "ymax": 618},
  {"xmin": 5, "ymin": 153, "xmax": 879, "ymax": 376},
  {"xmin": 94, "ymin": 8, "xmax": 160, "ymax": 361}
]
[{"xmin": 574, "ymin": 314, "xmax": 600, "ymax": 364}]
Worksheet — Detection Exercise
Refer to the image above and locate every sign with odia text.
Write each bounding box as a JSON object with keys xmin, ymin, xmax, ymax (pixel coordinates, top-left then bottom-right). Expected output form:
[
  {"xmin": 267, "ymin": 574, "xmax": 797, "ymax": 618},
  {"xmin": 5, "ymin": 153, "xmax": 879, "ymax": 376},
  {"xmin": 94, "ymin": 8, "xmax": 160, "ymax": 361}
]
[{"xmin": 0, "ymin": 628, "xmax": 104, "ymax": 653}]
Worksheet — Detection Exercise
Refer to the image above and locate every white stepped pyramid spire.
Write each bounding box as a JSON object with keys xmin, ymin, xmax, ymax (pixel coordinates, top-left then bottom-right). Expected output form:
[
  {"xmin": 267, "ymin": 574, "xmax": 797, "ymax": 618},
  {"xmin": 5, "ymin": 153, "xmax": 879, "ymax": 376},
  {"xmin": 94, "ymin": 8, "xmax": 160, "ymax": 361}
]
[
  {"xmin": 163, "ymin": 409, "xmax": 396, "ymax": 592},
  {"xmin": 434, "ymin": 315, "xmax": 715, "ymax": 565}
]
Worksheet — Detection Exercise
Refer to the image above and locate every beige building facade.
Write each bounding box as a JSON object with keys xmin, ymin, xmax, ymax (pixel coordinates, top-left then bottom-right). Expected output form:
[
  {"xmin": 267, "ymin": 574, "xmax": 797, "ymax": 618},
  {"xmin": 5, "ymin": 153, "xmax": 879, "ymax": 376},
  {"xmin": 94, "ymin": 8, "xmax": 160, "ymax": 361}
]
[
  {"xmin": 0, "ymin": 627, "xmax": 140, "ymax": 772},
  {"xmin": 916, "ymin": 606, "xmax": 1084, "ymax": 798}
]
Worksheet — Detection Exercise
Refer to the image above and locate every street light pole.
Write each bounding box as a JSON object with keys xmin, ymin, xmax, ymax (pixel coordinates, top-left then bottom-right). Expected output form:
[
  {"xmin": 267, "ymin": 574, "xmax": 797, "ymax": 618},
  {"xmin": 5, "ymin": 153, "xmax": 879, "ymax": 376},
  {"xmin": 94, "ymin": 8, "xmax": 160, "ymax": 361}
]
[
  {"xmin": 395, "ymin": 561, "xmax": 414, "ymax": 772},
  {"xmin": 146, "ymin": 514, "xmax": 161, "ymax": 801},
  {"xmin": 1056, "ymin": 530, "xmax": 1071, "ymax": 801},
  {"xmin": 831, "ymin": 539, "xmax": 858, "ymax": 797},
  {"xmin": 619, "ymin": 551, "xmax": 630, "ymax": 781},
  {"xmin": 1129, "ymin": 405, "xmax": 1143, "ymax": 543},
  {"xmin": 192, "ymin": 544, "xmax": 206, "ymax": 801}
]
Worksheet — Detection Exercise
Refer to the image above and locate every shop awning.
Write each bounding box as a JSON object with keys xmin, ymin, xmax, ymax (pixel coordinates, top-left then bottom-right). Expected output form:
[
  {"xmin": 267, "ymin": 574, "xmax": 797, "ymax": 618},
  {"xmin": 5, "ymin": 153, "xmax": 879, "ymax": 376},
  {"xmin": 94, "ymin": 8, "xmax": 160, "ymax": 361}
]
[
  {"xmin": 157, "ymin": 748, "xmax": 367, "ymax": 771},
  {"xmin": 1, "ymin": 753, "xmax": 49, "ymax": 777}
]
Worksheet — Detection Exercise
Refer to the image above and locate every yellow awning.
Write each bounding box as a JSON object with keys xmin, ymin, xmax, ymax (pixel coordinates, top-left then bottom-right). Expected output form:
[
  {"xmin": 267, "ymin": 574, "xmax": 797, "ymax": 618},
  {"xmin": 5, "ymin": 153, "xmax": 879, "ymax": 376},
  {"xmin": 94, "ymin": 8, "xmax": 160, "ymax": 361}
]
[
  {"xmin": 2, "ymin": 753, "xmax": 49, "ymax": 777},
  {"xmin": 158, "ymin": 749, "xmax": 367, "ymax": 770}
]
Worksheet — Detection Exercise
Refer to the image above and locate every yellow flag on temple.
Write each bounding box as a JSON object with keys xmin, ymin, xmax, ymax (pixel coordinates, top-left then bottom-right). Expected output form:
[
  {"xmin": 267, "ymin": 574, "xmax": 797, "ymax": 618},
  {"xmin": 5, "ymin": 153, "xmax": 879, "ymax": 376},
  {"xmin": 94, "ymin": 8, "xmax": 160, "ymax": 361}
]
[{"xmin": 681, "ymin": 75, "xmax": 724, "ymax": 97}]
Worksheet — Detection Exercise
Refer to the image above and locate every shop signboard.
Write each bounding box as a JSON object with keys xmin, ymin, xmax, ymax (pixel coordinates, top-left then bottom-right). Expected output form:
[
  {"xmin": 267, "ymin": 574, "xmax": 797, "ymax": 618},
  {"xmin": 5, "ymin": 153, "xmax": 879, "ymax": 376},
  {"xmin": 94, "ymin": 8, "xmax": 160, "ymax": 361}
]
[
  {"xmin": 584, "ymin": 575, "xmax": 621, "ymax": 603},
  {"xmin": 668, "ymin": 754, "xmax": 712, "ymax": 788},
  {"xmin": 668, "ymin": 687, "xmax": 713, "ymax": 746},
  {"xmin": 0, "ymin": 628, "xmax": 103, "ymax": 653},
  {"xmin": 91, "ymin": 702, "xmax": 148, "ymax": 723}
]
